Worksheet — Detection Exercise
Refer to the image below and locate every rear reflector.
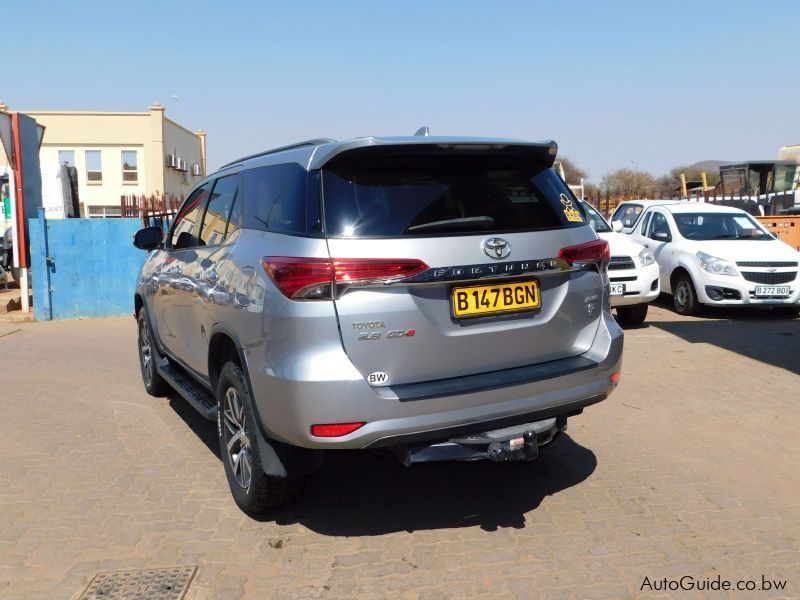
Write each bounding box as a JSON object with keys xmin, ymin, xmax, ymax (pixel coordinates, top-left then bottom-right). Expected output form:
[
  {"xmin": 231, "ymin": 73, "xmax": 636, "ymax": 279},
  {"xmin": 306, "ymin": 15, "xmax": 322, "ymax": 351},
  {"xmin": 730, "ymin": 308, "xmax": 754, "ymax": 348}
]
[
  {"xmin": 610, "ymin": 372, "xmax": 621, "ymax": 384},
  {"xmin": 262, "ymin": 257, "xmax": 428, "ymax": 300},
  {"xmin": 558, "ymin": 239, "xmax": 610, "ymax": 266},
  {"xmin": 310, "ymin": 422, "xmax": 366, "ymax": 437}
]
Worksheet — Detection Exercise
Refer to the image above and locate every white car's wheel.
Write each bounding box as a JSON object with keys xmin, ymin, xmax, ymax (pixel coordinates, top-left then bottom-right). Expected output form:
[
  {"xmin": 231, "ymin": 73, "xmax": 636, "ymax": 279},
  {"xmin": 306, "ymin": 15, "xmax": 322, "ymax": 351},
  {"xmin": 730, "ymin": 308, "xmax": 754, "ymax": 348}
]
[
  {"xmin": 616, "ymin": 304, "xmax": 648, "ymax": 326},
  {"xmin": 673, "ymin": 275, "xmax": 699, "ymax": 316}
]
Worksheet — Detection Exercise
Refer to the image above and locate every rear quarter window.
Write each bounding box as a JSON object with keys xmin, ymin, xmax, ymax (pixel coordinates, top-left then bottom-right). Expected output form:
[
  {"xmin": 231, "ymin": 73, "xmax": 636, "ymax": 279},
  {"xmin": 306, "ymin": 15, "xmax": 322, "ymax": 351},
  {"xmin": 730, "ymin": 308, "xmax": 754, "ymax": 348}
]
[
  {"xmin": 321, "ymin": 154, "xmax": 587, "ymax": 237},
  {"xmin": 242, "ymin": 163, "xmax": 309, "ymax": 235}
]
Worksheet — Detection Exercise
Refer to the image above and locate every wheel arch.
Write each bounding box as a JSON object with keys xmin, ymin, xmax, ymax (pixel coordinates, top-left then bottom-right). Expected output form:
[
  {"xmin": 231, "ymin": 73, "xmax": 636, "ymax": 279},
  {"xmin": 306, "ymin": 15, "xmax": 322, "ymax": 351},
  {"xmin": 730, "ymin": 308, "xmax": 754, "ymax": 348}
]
[
  {"xmin": 134, "ymin": 293, "xmax": 144, "ymax": 317},
  {"xmin": 207, "ymin": 324, "xmax": 323, "ymax": 478},
  {"xmin": 207, "ymin": 326, "xmax": 247, "ymax": 394},
  {"xmin": 670, "ymin": 266, "xmax": 693, "ymax": 291}
]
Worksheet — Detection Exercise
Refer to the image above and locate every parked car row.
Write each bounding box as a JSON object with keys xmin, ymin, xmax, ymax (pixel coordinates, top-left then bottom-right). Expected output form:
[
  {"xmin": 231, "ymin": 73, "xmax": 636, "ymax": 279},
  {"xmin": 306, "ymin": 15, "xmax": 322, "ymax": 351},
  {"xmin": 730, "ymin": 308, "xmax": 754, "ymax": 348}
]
[{"xmin": 609, "ymin": 200, "xmax": 800, "ymax": 317}]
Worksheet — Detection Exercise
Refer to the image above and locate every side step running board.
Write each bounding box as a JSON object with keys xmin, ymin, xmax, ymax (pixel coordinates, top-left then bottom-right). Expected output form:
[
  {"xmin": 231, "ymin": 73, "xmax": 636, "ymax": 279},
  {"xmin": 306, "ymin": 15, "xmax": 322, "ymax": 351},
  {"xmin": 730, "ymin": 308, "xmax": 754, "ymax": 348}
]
[{"xmin": 157, "ymin": 358, "xmax": 217, "ymax": 420}]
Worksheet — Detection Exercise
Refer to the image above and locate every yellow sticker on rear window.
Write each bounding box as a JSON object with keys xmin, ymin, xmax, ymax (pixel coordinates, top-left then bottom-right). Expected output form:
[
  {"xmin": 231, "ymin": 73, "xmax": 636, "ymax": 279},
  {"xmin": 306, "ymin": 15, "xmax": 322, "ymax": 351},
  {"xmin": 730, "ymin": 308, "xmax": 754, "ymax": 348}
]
[{"xmin": 560, "ymin": 194, "xmax": 584, "ymax": 223}]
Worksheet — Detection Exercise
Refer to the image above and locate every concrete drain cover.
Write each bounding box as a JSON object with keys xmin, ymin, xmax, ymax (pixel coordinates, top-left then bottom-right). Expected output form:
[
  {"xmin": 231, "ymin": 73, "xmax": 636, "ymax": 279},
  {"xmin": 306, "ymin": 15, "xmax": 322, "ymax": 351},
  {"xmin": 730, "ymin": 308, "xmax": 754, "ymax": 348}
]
[{"xmin": 79, "ymin": 566, "xmax": 197, "ymax": 600}]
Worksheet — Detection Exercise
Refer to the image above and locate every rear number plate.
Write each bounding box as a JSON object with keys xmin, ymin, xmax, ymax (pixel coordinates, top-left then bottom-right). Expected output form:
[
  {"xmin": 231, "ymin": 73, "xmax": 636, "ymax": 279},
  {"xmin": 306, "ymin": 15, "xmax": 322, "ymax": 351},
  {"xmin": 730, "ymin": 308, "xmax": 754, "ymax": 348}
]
[
  {"xmin": 452, "ymin": 280, "xmax": 540, "ymax": 318},
  {"xmin": 754, "ymin": 286, "xmax": 790, "ymax": 297},
  {"xmin": 610, "ymin": 283, "xmax": 625, "ymax": 296}
]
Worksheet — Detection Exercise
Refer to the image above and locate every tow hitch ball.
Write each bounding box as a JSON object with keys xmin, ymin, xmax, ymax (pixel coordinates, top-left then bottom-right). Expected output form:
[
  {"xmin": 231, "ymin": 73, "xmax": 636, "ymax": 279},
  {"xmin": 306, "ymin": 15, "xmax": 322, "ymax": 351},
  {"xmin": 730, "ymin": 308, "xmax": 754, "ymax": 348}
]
[{"xmin": 487, "ymin": 430, "xmax": 537, "ymax": 462}]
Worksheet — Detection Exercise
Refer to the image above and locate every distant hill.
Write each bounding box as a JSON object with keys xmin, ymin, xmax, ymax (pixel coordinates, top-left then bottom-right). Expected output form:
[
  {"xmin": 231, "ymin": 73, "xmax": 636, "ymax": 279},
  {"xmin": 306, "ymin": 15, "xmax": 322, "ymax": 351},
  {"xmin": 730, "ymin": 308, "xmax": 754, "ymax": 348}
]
[{"xmin": 688, "ymin": 160, "xmax": 733, "ymax": 172}]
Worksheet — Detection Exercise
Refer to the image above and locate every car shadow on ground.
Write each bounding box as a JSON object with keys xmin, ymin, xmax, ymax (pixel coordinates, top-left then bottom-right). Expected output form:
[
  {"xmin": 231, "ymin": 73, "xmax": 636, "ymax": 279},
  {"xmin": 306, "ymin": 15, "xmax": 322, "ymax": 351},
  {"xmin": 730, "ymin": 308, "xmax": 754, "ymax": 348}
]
[
  {"xmin": 273, "ymin": 434, "xmax": 596, "ymax": 535},
  {"xmin": 652, "ymin": 293, "xmax": 799, "ymax": 322},
  {"xmin": 165, "ymin": 397, "xmax": 596, "ymax": 534},
  {"xmin": 648, "ymin": 305, "xmax": 800, "ymax": 376},
  {"xmin": 168, "ymin": 395, "xmax": 221, "ymax": 457}
]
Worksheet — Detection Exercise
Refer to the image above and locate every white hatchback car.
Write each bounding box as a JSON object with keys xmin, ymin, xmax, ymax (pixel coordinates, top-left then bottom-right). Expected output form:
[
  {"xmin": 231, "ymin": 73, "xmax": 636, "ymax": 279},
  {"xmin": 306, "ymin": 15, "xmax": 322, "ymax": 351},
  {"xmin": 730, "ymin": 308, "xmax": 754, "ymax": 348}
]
[
  {"xmin": 610, "ymin": 199, "xmax": 682, "ymax": 233},
  {"xmin": 628, "ymin": 203, "xmax": 800, "ymax": 316},
  {"xmin": 579, "ymin": 201, "xmax": 660, "ymax": 325}
]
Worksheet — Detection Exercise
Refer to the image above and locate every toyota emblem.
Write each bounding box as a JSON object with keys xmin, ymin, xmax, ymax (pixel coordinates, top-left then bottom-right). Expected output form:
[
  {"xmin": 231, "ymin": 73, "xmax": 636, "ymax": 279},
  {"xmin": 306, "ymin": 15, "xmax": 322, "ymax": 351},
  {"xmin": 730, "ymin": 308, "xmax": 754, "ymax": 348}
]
[{"xmin": 482, "ymin": 238, "xmax": 511, "ymax": 260}]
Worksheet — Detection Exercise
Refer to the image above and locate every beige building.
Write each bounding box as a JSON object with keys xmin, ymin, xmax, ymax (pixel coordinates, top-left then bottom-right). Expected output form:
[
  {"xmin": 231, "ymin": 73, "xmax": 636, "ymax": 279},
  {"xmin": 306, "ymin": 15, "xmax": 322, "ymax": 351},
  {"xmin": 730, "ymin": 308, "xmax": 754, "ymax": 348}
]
[
  {"xmin": 0, "ymin": 102, "xmax": 206, "ymax": 217},
  {"xmin": 778, "ymin": 144, "xmax": 800, "ymax": 163}
]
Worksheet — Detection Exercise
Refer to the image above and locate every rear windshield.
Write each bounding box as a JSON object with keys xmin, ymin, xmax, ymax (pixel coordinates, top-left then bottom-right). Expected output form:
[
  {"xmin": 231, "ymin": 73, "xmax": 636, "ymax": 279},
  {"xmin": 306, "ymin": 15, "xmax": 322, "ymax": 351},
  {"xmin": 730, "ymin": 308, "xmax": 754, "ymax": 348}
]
[{"xmin": 321, "ymin": 154, "xmax": 587, "ymax": 237}]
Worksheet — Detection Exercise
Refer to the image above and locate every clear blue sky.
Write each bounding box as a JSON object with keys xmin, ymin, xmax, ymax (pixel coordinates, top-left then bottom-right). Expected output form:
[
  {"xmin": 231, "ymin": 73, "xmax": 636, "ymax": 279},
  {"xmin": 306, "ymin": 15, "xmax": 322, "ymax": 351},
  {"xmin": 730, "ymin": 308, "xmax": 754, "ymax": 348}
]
[{"xmin": 4, "ymin": 0, "xmax": 799, "ymax": 182}]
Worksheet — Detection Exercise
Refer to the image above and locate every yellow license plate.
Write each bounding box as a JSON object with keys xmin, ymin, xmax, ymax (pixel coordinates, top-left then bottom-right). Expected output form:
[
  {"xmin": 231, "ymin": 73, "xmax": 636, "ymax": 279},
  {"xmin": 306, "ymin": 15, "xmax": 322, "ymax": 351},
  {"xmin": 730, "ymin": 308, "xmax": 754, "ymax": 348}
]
[{"xmin": 451, "ymin": 280, "xmax": 540, "ymax": 318}]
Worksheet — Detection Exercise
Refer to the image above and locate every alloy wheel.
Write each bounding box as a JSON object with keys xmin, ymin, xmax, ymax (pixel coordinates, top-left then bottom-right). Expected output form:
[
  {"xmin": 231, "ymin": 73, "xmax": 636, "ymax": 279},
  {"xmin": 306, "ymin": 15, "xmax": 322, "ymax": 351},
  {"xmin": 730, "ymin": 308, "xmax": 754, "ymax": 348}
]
[
  {"xmin": 222, "ymin": 387, "xmax": 252, "ymax": 490},
  {"xmin": 675, "ymin": 281, "xmax": 690, "ymax": 312},
  {"xmin": 139, "ymin": 320, "xmax": 153, "ymax": 385}
]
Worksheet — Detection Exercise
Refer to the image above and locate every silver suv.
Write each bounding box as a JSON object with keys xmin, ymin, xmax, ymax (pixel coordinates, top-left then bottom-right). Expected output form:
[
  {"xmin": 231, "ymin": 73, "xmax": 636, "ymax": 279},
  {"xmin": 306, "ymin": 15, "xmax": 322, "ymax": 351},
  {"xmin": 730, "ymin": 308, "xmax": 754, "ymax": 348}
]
[{"xmin": 133, "ymin": 136, "xmax": 623, "ymax": 516}]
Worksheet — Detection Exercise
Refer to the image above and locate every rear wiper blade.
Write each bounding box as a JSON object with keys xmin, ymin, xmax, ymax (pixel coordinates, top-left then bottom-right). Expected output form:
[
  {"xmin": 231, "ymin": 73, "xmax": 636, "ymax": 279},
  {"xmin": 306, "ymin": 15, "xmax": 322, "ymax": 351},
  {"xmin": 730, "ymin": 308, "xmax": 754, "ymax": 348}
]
[{"xmin": 407, "ymin": 216, "xmax": 495, "ymax": 232}]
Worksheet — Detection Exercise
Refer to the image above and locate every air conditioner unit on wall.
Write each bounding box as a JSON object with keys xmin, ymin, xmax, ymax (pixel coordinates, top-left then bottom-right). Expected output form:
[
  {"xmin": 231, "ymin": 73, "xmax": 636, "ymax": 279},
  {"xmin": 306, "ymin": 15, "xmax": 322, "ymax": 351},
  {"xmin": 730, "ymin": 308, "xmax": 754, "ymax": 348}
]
[
  {"xmin": 165, "ymin": 154, "xmax": 176, "ymax": 168},
  {"xmin": 192, "ymin": 164, "xmax": 201, "ymax": 176},
  {"xmin": 181, "ymin": 159, "xmax": 188, "ymax": 172}
]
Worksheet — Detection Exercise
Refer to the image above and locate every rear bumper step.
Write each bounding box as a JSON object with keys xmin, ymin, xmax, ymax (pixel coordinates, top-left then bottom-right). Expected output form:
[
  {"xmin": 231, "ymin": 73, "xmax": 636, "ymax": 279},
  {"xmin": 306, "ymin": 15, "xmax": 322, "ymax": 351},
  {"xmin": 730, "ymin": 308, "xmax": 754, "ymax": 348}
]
[
  {"xmin": 364, "ymin": 393, "xmax": 604, "ymax": 449},
  {"xmin": 157, "ymin": 358, "xmax": 217, "ymax": 420},
  {"xmin": 395, "ymin": 414, "xmax": 567, "ymax": 465}
]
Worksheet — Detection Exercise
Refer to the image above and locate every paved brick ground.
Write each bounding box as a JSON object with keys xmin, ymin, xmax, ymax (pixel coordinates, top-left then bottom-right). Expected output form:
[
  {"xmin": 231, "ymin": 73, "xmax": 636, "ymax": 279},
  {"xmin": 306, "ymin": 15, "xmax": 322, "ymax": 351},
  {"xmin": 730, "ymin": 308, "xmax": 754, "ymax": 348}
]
[{"xmin": 0, "ymin": 304, "xmax": 798, "ymax": 599}]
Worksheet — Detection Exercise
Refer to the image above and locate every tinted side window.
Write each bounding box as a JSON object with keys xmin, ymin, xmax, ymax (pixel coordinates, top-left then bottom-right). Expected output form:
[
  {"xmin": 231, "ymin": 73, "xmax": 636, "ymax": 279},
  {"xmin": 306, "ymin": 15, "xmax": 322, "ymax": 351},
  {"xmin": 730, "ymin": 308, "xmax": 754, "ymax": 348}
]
[
  {"xmin": 170, "ymin": 183, "xmax": 209, "ymax": 249},
  {"xmin": 243, "ymin": 163, "xmax": 307, "ymax": 235},
  {"xmin": 648, "ymin": 213, "xmax": 670, "ymax": 239},
  {"xmin": 620, "ymin": 204, "xmax": 642, "ymax": 228},
  {"xmin": 639, "ymin": 212, "xmax": 652, "ymax": 235},
  {"xmin": 200, "ymin": 174, "xmax": 240, "ymax": 246}
]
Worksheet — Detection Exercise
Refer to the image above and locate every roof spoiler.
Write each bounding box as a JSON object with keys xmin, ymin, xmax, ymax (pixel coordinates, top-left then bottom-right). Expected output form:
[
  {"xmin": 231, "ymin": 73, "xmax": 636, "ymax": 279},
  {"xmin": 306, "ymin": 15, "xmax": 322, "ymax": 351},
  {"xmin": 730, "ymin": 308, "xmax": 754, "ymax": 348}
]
[{"xmin": 310, "ymin": 139, "xmax": 558, "ymax": 170}]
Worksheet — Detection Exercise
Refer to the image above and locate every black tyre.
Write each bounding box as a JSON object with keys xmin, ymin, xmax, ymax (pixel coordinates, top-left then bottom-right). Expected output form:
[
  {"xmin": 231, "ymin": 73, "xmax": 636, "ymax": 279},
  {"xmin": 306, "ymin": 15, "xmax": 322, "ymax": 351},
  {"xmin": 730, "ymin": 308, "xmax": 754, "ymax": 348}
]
[
  {"xmin": 216, "ymin": 361, "xmax": 301, "ymax": 516},
  {"xmin": 615, "ymin": 303, "xmax": 648, "ymax": 327},
  {"xmin": 672, "ymin": 274, "xmax": 699, "ymax": 316},
  {"xmin": 137, "ymin": 310, "xmax": 169, "ymax": 396}
]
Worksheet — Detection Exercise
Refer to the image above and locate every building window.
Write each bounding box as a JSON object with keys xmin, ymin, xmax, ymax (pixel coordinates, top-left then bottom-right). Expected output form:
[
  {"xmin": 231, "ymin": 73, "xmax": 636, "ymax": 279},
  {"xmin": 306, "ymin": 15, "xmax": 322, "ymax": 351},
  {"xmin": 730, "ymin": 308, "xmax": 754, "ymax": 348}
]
[
  {"xmin": 121, "ymin": 150, "xmax": 138, "ymax": 183},
  {"xmin": 86, "ymin": 150, "xmax": 102, "ymax": 183},
  {"xmin": 87, "ymin": 206, "xmax": 122, "ymax": 218},
  {"xmin": 58, "ymin": 150, "xmax": 74, "ymax": 167}
]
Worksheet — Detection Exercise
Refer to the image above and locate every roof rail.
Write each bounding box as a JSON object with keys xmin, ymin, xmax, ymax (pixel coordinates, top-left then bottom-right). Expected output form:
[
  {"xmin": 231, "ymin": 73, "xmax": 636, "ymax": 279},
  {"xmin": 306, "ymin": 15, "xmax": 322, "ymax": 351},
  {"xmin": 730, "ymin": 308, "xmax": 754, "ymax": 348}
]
[{"xmin": 219, "ymin": 138, "xmax": 337, "ymax": 169}]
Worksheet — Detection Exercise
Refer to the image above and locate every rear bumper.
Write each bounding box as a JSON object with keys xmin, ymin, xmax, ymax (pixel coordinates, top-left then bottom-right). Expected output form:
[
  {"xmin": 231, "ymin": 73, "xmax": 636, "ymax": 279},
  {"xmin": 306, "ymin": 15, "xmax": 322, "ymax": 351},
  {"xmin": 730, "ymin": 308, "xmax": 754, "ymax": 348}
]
[{"xmin": 249, "ymin": 310, "xmax": 623, "ymax": 450}]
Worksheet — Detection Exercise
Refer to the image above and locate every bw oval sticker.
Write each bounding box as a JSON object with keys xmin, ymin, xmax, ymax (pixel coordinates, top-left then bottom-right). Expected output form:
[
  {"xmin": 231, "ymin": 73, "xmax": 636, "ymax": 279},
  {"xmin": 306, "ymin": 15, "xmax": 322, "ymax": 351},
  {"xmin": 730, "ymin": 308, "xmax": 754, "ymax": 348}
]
[{"xmin": 367, "ymin": 371, "xmax": 389, "ymax": 385}]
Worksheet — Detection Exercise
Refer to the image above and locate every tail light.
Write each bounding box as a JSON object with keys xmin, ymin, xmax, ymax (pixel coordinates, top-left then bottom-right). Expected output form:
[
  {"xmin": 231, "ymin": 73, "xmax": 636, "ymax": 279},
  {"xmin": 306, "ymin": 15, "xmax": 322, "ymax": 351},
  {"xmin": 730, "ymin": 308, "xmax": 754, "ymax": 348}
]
[
  {"xmin": 558, "ymin": 239, "xmax": 610, "ymax": 269},
  {"xmin": 311, "ymin": 422, "xmax": 366, "ymax": 437},
  {"xmin": 261, "ymin": 257, "xmax": 429, "ymax": 300}
]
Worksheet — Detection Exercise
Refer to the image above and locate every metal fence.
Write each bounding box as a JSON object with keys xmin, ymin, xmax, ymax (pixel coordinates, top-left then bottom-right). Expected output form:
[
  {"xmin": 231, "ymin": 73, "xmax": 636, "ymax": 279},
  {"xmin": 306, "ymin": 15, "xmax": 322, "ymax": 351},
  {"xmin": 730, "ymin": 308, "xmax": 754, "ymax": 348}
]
[
  {"xmin": 120, "ymin": 193, "xmax": 184, "ymax": 232},
  {"xmin": 585, "ymin": 190, "xmax": 798, "ymax": 218}
]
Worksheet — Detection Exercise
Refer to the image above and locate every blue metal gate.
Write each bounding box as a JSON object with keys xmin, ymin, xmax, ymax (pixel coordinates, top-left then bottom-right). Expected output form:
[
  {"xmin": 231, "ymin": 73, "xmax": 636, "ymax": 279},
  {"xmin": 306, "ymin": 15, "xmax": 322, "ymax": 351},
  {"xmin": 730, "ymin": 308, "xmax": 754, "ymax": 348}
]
[{"xmin": 29, "ymin": 210, "xmax": 145, "ymax": 320}]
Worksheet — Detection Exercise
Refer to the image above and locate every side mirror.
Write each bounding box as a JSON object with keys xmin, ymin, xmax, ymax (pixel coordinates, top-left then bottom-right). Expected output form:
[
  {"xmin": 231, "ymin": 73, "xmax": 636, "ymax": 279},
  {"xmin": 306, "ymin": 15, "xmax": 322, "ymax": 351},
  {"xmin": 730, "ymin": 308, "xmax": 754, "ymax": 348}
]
[
  {"xmin": 652, "ymin": 230, "xmax": 672, "ymax": 242},
  {"xmin": 611, "ymin": 220, "xmax": 624, "ymax": 233},
  {"xmin": 133, "ymin": 226, "xmax": 163, "ymax": 251}
]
